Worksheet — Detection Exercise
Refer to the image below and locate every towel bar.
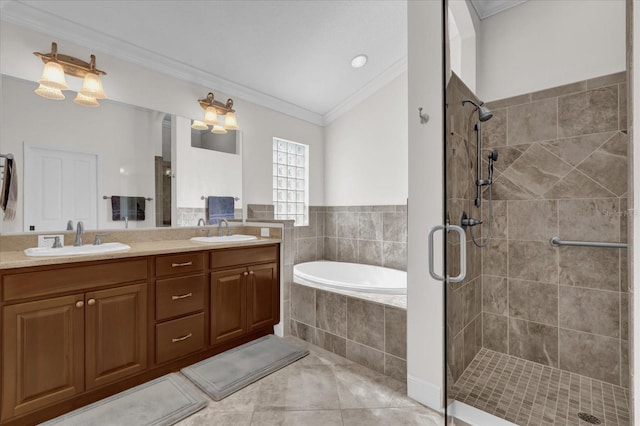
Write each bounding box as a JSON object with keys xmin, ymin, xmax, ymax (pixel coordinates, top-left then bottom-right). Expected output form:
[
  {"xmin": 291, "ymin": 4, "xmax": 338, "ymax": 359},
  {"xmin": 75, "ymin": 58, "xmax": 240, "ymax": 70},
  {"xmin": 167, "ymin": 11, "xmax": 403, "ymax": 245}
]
[
  {"xmin": 201, "ymin": 195, "xmax": 240, "ymax": 201},
  {"xmin": 549, "ymin": 236, "xmax": 627, "ymax": 249},
  {"xmin": 103, "ymin": 196, "xmax": 153, "ymax": 201}
]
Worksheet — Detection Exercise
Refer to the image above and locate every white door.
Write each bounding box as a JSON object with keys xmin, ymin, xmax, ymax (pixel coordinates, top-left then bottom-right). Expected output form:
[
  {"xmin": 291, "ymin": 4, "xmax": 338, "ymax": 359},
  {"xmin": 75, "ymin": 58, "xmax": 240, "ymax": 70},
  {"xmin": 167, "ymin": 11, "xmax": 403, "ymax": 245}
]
[{"xmin": 24, "ymin": 145, "xmax": 98, "ymax": 232}]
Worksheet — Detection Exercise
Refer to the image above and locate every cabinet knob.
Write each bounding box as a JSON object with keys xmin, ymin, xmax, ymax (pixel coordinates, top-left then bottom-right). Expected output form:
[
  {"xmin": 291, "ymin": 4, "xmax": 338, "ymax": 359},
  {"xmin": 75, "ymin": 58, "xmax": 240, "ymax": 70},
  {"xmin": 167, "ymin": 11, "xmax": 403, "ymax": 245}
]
[
  {"xmin": 249, "ymin": 270, "xmax": 254, "ymax": 275},
  {"xmin": 87, "ymin": 299, "xmax": 96, "ymax": 306},
  {"xmin": 75, "ymin": 301, "xmax": 84, "ymax": 308},
  {"xmin": 243, "ymin": 272, "xmax": 249, "ymax": 276}
]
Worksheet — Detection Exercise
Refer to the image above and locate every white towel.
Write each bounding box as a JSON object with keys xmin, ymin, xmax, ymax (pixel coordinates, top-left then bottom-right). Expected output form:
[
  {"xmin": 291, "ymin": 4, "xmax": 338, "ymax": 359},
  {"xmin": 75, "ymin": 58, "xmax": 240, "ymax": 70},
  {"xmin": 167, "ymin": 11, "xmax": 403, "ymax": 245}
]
[{"xmin": 0, "ymin": 158, "xmax": 17, "ymax": 221}]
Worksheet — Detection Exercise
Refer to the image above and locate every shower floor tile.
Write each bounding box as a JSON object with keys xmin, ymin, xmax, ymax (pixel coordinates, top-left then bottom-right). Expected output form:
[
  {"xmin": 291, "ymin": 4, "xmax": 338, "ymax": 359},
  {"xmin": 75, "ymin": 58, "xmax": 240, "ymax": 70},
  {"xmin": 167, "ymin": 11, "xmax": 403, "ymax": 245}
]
[{"xmin": 451, "ymin": 348, "xmax": 629, "ymax": 426}]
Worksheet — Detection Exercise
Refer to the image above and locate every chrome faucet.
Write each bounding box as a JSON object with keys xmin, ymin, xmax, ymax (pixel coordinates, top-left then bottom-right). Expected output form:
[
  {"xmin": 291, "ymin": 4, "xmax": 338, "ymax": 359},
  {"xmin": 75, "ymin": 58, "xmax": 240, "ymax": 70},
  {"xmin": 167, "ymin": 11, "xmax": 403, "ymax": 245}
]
[
  {"xmin": 217, "ymin": 218, "xmax": 231, "ymax": 236},
  {"xmin": 197, "ymin": 218, "xmax": 206, "ymax": 226},
  {"xmin": 122, "ymin": 216, "xmax": 128, "ymax": 229},
  {"xmin": 66, "ymin": 220, "xmax": 74, "ymax": 231},
  {"xmin": 74, "ymin": 221, "xmax": 84, "ymax": 246}
]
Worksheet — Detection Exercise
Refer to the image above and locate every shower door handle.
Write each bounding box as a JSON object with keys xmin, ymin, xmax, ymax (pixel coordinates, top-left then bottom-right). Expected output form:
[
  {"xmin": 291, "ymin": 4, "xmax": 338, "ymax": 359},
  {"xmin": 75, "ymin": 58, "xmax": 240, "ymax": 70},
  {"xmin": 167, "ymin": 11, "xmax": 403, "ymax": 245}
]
[
  {"xmin": 428, "ymin": 224, "xmax": 467, "ymax": 283},
  {"xmin": 448, "ymin": 225, "xmax": 466, "ymax": 283}
]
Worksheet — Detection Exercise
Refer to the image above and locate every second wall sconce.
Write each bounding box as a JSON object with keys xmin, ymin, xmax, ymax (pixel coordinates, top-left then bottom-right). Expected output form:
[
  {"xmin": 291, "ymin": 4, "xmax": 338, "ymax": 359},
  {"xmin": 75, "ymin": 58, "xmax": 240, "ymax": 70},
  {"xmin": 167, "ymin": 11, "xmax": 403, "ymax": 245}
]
[
  {"xmin": 191, "ymin": 92, "xmax": 239, "ymax": 134},
  {"xmin": 33, "ymin": 41, "xmax": 107, "ymax": 107}
]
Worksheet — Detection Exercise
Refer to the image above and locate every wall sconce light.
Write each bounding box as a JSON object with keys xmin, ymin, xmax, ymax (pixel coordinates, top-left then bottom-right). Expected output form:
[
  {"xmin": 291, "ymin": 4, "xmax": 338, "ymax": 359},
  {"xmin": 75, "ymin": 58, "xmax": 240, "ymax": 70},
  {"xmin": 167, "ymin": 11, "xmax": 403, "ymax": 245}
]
[
  {"xmin": 33, "ymin": 42, "xmax": 107, "ymax": 107},
  {"xmin": 191, "ymin": 92, "xmax": 240, "ymax": 134}
]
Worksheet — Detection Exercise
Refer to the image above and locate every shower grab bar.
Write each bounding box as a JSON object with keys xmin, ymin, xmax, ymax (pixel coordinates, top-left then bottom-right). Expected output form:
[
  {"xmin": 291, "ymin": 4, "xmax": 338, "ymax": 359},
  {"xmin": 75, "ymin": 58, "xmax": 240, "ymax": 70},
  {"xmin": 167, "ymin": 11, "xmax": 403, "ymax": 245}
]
[
  {"xmin": 428, "ymin": 224, "xmax": 466, "ymax": 283},
  {"xmin": 549, "ymin": 236, "xmax": 627, "ymax": 249}
]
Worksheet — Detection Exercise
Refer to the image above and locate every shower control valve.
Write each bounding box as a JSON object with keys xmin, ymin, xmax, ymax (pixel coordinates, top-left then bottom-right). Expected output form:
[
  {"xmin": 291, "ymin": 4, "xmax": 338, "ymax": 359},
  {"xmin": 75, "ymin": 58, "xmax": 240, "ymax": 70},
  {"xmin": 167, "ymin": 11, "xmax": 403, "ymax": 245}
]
[{"xmin": 460, "ymin": 211, "xmax": 483, "ymax": 229}]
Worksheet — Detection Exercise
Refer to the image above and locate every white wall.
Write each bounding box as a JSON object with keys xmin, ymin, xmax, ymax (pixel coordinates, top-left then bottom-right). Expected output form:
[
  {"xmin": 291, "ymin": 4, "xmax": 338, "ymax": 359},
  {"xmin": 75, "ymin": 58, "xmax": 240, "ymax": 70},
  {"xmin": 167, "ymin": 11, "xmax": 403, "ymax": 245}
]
[
  {"xmin": 449, "ymin": 0, "xmax": 478, "ymax": 92},
  {"xmin": 0, "ymin": 22, "xmax": 325, "ymax": 224},
  {"xmin": 478, "ymin": 0, "xmax": 626, "ymax": 102},
  {"xmin": 407, "ymin": 0, "xmax": 445, "ymax": 411},
  {"xmin": 323, "ymin": 72, "xmax": 407, "ymax": 206},
  {"xmin": 0, "ymin": 76, "xmax": 162, "ymax": 233}
]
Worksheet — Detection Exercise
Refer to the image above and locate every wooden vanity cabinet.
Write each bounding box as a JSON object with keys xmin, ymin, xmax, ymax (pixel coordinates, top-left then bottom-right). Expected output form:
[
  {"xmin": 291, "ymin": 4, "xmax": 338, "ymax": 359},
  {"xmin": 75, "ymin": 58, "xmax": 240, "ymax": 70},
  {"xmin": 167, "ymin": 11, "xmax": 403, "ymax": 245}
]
[
  {"xmin": 153, "ymin": 252, "xmax": 206, "ymax": 364},
  {"xmin": 1, "ymin": 294, "xmax": 85, "ymax": 419},
  {"xmin": 0, "ymin": 243, "xmax": 280, "ymax": 425},
  {"xmin": 1, "ymin": 261, "xmax": 148, "ymax": 421},
  {"xmin": 210, "ymin": 245, "xmax": 279, "ymax": 345}
]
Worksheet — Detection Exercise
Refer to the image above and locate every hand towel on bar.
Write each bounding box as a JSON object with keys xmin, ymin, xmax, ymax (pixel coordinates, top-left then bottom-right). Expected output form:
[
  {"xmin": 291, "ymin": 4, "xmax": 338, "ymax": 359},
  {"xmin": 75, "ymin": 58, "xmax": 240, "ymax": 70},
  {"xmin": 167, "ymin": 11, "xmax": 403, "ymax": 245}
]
[
  {"xmin": 0, "ymin": 157, "xmax": 17, "ymax": 221},
  {"xmin": 207, "ymin": 196, "xmax": 235, "ymax": 225},
  {"xmin": 111, "ymin": 196, "xmax": 146, "ymax": 221}
]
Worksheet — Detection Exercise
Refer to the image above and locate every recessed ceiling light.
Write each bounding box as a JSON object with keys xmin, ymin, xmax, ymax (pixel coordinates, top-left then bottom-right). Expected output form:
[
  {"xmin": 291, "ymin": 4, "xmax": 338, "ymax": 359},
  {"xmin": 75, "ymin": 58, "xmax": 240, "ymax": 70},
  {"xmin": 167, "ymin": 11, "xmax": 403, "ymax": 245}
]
[{"xmin": 351, "ymin": 54, "xmax": 368, "ymax": 68}]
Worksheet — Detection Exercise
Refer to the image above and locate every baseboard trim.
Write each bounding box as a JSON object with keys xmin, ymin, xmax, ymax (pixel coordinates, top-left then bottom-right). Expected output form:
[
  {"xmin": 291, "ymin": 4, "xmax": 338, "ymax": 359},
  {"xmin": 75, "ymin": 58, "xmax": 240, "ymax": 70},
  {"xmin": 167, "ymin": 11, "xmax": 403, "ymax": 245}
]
[
  {"xmin": 407, "ymin": 375, "xmax": 443, "ymax": 413},
  {"xmin": 448, "ymin": 401, "xmax": 517, "ymax": 426}
]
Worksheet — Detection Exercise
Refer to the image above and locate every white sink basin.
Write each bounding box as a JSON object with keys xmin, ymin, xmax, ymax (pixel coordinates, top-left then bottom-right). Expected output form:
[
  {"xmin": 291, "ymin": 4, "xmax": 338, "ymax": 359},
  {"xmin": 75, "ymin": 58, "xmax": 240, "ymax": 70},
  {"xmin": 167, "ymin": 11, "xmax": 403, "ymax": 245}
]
[
  {"xmin": 191, "ymin": 234, "xmax": 258, "ymax": 244},
  {"xmin": 24, "ymin": 242, "xmax": 131, "ymax": 257}
]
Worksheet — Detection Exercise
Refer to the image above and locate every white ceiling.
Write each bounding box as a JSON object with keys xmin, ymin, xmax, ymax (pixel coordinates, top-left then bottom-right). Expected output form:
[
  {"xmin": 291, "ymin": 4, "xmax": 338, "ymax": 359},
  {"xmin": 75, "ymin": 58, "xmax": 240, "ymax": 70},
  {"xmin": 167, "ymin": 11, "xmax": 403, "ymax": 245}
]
[
  {"xmin": 1, "ymin": 0, "xmax": 408, "ymax": 125},
  {"xmin": 469, "ymin": 0, "xmax": 528, "ymax": 19}
]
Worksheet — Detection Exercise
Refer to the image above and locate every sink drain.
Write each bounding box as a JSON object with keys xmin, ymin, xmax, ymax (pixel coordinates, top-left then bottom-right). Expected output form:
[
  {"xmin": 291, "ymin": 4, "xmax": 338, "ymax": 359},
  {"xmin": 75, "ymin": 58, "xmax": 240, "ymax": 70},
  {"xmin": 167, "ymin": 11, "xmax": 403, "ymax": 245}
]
[{"xmin": 577, "ymin": 412, "xmax": 602, "ymax": 424}]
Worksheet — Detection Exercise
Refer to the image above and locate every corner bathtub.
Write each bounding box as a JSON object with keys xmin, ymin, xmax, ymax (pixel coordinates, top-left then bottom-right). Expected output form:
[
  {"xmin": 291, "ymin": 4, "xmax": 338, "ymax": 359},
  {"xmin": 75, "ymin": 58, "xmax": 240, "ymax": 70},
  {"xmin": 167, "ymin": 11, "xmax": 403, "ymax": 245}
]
[{"xmin": 293, "ymin": 261, "xmax": 407, "ymax": 295}]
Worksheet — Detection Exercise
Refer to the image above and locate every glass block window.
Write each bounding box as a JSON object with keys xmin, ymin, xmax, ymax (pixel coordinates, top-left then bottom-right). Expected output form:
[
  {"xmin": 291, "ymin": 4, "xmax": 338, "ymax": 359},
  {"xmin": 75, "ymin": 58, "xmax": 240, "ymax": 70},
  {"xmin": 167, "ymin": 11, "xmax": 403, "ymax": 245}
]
[{"xmin": 272, "ymin": 137, "xmax": 309, "ymax": 226}]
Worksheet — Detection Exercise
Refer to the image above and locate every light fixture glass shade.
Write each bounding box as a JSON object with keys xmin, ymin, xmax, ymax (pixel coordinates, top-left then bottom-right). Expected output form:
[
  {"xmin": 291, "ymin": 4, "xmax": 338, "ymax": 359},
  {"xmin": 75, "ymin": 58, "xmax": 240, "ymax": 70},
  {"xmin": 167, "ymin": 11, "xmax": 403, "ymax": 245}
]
[
  {"xmin": 191, "ymin": 120, "xmax": 209, "ymax": 130},
  {"xmin": 38, "ymin": 61, "xmax": 69, "ymax": 90},
  {"xmin": 203, "ymin": 106, "xmax": 219, "ymax": 125},
  {"xmin": 211, "ymin": 124, "xmax": 227, "ymax": 134},
  {"xmin": 73, "ymin": 92, "xmax": 100, "ymax": 107},
  {"xmin": 223, "ymin": 112, "xmax": 239, "ymax": 130},
  {"xmin": 34, "ymin": 84, "xmax": 65, "ymax": 100},
  {"xmin": 79, "ymin": 72, "xmax": 106, "ymax": 99}
]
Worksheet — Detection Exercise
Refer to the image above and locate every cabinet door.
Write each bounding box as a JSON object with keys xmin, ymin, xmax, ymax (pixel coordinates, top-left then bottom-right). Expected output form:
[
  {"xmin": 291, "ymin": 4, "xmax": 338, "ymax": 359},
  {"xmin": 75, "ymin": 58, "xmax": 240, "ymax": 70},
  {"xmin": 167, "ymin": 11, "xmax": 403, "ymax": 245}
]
[
  {"xmin": 211, "ymin": 267, "xmax": 247, "ymax": 345},
  {"xmin": 1, "ymin": 294, "xmax": 85, "ymax": 420},
  {"xmin": 85, "ymin": 283, "xmax": 147, "ymax": 390},
  {"xmin": 247, "ymin": 263, "xmax": 279, "ymax": 331}
]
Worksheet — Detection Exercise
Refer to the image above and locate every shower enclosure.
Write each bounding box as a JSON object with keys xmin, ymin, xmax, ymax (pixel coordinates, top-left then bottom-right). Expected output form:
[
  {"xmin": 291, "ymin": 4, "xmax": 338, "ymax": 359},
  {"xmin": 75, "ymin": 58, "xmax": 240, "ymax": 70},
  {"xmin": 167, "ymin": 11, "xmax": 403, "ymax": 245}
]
[{"xmin": 443, "ymin": 4, "xmax": 630, "ymax": 425}]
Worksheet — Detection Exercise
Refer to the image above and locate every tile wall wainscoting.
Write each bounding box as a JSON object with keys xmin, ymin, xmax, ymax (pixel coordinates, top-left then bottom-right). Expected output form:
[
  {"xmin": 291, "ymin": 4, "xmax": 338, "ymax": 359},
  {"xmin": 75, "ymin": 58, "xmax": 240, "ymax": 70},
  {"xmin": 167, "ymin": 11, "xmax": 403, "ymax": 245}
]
[
  {"xmin": 478, "ymin": 71, "xmax": 629, "ymax": 387},
  {"xmin": 446, "ymin": 73, "xmax": 484, "ymax": 383},
  {"xmin": 247, "ymin": 204, "xmax": 408, "ymax": 380},
  {"xmin": 289, "ymin": 284, "xmax": 407, "ymax": 382},
  {"xmin": 176, "ymin": 207, "xmax": 243, "ymax": 227}
]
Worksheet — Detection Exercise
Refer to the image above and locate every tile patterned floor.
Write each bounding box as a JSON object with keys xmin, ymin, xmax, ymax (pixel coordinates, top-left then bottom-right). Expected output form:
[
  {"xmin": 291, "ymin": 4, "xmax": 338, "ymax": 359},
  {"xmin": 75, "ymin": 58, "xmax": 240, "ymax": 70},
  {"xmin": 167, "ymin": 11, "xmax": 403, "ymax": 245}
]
[
  {"xmin": 176, "ymin": 337, "xmax": 442, "ymax": 426},
  {"xmin": 451, "ymin": 348, "xmax": 630, "ymax": 426}
]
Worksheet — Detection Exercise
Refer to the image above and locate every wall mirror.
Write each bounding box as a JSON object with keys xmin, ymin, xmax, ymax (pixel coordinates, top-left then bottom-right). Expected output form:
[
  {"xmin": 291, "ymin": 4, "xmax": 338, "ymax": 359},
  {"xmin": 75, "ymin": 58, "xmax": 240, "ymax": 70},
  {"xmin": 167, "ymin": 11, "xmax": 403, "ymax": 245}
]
[{"xmin": 0, "ymin": 75, "xmax": 243, "ymax": 234}]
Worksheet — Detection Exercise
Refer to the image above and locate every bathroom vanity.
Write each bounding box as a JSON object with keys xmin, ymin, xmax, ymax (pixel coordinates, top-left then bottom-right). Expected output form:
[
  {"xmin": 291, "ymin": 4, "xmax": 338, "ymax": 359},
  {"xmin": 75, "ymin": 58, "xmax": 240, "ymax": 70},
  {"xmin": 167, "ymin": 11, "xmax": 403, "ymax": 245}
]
[{"xmin": 0, "ymin": 240, "xmax": 280, "ymax": 425}]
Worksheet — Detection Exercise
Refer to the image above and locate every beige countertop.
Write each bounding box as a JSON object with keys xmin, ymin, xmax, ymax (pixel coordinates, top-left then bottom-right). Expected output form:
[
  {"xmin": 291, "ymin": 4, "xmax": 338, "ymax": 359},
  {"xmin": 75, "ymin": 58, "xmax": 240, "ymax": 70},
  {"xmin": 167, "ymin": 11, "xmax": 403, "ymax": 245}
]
[{"xmin": 0, "ymin": 237, "xmax": 281, "ymax": 270}]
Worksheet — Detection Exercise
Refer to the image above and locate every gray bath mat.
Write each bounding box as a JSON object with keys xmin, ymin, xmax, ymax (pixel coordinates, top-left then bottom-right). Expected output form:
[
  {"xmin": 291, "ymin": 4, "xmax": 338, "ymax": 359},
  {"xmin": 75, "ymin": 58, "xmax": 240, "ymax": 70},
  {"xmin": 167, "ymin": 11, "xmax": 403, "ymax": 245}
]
[
  {"xmin": 41, "ymin": 373, "xmax": 206, "ymax": 426},
  {"xmin": 181, "ymin": 335, "xmax": 309, "ymax": 401}
]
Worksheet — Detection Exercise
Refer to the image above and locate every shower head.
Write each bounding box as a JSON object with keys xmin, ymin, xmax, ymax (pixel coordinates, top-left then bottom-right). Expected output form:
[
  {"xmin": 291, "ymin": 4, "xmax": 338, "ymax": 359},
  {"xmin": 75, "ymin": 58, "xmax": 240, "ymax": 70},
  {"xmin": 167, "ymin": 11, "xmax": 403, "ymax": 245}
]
[
  {"xmin": 478, "ymin": 105, "xmax": 493, "ymax": 122},
  {"xmin": 462, "ymin": 98, "xmax": 493, "ymax": 122}
]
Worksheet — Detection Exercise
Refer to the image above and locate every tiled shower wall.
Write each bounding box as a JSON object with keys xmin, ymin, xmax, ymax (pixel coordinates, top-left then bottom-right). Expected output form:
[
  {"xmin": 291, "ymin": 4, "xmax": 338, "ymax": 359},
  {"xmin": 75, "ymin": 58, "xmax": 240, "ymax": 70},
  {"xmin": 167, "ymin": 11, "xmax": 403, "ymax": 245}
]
[
  {"xmin": 479, "ymin": 71, "xmax": 629, "ymax": 387},
  {"xmin": 445, "ymin": 74, "xmax": 484, "ymax": 383}
]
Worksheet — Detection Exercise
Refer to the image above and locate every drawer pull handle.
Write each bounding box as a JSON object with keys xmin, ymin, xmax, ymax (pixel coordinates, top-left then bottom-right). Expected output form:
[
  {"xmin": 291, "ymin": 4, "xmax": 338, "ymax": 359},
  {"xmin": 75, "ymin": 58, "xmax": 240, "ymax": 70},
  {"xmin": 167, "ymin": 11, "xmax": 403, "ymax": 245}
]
[
  {"xmin": 249, "ymin": 271, "xmax": 254, "ymax": 275},
  {"xmin": 87, "ymin": 298, "xmax": 96, "ymax": 306},
  {"xmin": 171, "ymin": 261, "xmax": 193, "ymax": 267},
  {"xmin": 243, "ymin": 272, "xmax": 248, "ymax": 276},
  {"xmin": 171, "ymin": 292, "xmax": 193, "ymax": 300},
  {"xmin": 75, "ymin": 301, "xmax": 84, "ymax": 308},
  {"xmin": 172, "ymin": 333, "xmax": 193, "ymax": 343}
]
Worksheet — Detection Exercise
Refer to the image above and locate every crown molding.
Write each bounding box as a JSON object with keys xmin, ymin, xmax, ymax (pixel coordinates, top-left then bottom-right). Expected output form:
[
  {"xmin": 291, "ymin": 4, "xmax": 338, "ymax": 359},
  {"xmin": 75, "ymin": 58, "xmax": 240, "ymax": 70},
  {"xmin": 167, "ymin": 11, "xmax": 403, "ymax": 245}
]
[
  {"xmin": 469, "ymin": 0, "xmax": 528, "ymax": 20},
  {"xmin": 1, "ymin": 1, "xmax": 325, "ymax": 126},
  {"xmin": 322, "ymin": 56, "xmax": 407, "ymax": 126}
]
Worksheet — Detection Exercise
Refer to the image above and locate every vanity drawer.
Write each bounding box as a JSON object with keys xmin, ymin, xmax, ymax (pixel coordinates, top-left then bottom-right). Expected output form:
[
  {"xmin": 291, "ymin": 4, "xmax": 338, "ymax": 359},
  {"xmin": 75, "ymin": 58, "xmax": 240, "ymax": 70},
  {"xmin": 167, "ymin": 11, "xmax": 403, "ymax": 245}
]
[
  {"xmin": 156, "ymin": 252, "xmax": 204, "ymax": 277},
  {"xmin": 211, "ymin": 245, "xmax": 278, "ymax": 270},
  {"xmin": 156, "ymin": 274, "xmax": 205, "ymax": 321},
  {"xmin": 2, "ymin": 259, "xmax": 148, "ymax": 302},
  {"xmin": 156, "ymin": 312, "xmax": 205, "ymax": 364}
]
